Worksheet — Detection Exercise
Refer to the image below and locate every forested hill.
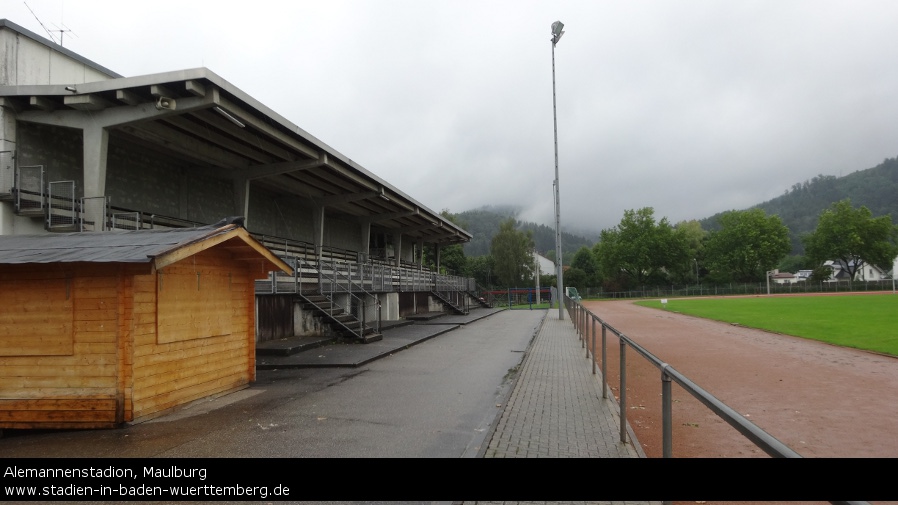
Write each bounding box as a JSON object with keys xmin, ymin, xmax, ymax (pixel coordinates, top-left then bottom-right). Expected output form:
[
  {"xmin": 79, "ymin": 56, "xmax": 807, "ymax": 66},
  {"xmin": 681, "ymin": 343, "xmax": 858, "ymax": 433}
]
[
  {"xmin": 699, "ymin": 156, "xmax": 898, "ymax": 254},
  {"xmin": 456, "ymin": 205, "xmax": 597, "ymax": 258},
  {"xmin": 458, "ymin": 157, "xmax": 898, "ymax": 259}
]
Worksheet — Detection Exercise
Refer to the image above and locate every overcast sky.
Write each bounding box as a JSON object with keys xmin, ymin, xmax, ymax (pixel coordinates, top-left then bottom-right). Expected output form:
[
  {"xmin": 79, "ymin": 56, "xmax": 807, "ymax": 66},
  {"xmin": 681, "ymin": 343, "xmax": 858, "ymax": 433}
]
[{"xmin": 5, "ymin": 1, "xmax": 898, "ymax": 235}]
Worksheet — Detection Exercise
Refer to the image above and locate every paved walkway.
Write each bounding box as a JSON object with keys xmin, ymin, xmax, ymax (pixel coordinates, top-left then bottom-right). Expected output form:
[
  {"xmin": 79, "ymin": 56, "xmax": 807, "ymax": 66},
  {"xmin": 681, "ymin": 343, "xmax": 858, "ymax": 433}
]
[
  {"xmin": 481, "ymin": 313, "xmax": 644, "ymax": 459},
  {"xmin": 1, "ymin": 307, "xmax": 656, "ymax": 503},
  {"xmin": 257, "ymin": 307, "xmax": 646, "ymax": 463}
]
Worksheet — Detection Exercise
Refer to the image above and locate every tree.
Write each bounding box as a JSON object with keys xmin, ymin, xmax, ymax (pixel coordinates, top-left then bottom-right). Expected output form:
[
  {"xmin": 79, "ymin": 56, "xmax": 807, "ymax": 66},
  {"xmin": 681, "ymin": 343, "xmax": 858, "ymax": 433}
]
[
  {"xmin": 672, "ymin": 220, "xmax": 707, "ymax": 283},
  {"xmin": 490, "ymin": 218, "xmax": 535, "ymax": 288},
  {"xmin": 777, "ymin": 254, "xmax": 809, "ymax": 274},
  {"xmin": 802, "ymin": 199, "xmax": 898, "ymax": 280},
  {"xmin": 808, "ymin": 265, "xmax": 832, "ymax": 283},
  {"xmin": 424, "ymin": 209, "xmax": 467, "ymax": 274},
  {"xmin": 704, "ymin": 208, "xmax": 791, "ymax": 283},
  {"xmin": 563, "ymin": 267, "xmax": 588, "ymax": 292},
  {"xmin": 463, "ymin": 255, "xmax": 495, "ymax": 289},
  {"xmin": 593, "ymin": 207, "xmax": 689, "ymax": 288},
  {"xmin": 570, "ymin": 246, "xmax": 599, "ymax": 287}
]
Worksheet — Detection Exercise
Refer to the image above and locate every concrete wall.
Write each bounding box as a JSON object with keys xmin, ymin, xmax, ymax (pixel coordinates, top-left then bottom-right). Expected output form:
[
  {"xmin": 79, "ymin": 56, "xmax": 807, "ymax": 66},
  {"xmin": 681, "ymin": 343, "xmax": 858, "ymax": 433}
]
[
  {"xmin": 248, "ymin": 188, "xmax": 315, "ymax": 242},
  {"xmin": 8, "ymin": 122, "xmax": 373, "ymax": 250},
  {"xmin": 290, "ymin": 291, "xmax": 405, "ymax": 339},
  {"xmin": 381, "ymin": 293, "xmax": 399, "ymax": 321},
  {"xmin": 0, "ymin": 26, "xmax": 115, "ymax": 86},
  {"xmin": 16, "ymin": 122, "xmax": 82, "ymax": 185},
  {"xmin": 0, "ymin": 204, "xmax": 44, "ymax": 234},
  {"xmin": 293, "ymin": 303, "xmax": 334, "ymax": 338}
]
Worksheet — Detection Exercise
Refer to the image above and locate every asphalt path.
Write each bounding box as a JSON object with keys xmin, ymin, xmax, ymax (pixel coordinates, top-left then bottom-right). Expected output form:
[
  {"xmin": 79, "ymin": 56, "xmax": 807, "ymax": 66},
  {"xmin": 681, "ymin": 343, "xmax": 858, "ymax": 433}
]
[{"xmin": 0, "ymin": 310, "xmax": 543, "ymax": 459}]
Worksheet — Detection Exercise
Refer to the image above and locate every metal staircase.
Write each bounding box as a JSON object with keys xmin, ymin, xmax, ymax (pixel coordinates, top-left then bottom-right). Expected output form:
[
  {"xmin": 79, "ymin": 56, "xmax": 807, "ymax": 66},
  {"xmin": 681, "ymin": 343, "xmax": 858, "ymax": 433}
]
[
  {"xmin": 430, "ymin": 290, "xmax": 468, "ymax": 315},
  {"xmin": 468, "ymin": 291, "xmax": 492, "ymax": 308},
  {"xmin": 287, "ymin": 256, "xmax": 383, "ymax": 343},
  {"xmin": 297, "ymin": 293, "xmax": 382, "ymax": 343}
]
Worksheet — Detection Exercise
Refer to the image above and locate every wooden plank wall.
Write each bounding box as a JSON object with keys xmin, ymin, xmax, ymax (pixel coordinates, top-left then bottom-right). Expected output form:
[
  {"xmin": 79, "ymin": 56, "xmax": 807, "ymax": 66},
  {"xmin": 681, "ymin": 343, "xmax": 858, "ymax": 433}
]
[
  {"xmin": 131, "ymin": 247, "xmax": 255, "ymax": 422},
  {"xmin": 0, "ymin": 264, "xmax": 131, "ymax": 429}
]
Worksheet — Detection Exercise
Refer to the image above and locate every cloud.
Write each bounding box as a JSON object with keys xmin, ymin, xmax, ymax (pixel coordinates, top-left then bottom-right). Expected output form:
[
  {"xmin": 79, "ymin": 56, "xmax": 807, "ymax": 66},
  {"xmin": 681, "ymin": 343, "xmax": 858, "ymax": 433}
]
[{"xmin": 7, "ymin": 0, "xmax": 898, "ymax": 235}]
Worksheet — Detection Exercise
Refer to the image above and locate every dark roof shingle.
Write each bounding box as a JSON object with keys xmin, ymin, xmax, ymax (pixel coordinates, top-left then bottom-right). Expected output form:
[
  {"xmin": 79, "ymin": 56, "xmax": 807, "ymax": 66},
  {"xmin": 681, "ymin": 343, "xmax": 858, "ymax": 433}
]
[{"xmin": 0, "ymin": 226, "xmax": 227, "ymax": 264}]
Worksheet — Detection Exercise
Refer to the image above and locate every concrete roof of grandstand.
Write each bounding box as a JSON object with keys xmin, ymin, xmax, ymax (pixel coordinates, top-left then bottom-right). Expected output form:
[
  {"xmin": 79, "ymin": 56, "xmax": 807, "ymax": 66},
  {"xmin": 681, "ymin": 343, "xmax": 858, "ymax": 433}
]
[{"xmin": 0, "ymin": 20, "xmax": 471, "ymax": 246}]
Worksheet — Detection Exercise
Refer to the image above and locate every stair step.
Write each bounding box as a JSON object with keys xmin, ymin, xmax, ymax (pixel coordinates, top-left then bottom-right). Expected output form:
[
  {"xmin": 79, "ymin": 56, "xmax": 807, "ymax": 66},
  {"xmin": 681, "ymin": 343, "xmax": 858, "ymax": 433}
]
[
  {"xmin": 299, "ymin": 293, "xmax": 381, "ymax": 344},
  {"xmin": 359, "ymin": 332, "xmax": 382, "ymax": 344},
  {"xmin": 256, "ymin": 336, "xmax": 336, "ymax": 356},
  {"xmin": 305, "ymin": 302, "xmax": 343, "ymax": 314}
]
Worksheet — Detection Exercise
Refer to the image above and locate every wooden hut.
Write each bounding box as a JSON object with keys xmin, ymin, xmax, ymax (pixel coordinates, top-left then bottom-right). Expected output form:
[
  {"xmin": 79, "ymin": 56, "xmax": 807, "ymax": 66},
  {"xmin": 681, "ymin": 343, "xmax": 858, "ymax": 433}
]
[{"xmin": 0, "ymin": 220, "xmax": 292, "ymax": 429}]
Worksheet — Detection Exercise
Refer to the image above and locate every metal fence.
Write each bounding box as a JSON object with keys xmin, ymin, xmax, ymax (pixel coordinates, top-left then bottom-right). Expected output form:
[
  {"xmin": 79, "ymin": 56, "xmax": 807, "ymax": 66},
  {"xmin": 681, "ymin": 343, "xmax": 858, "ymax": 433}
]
[
  {"xmin": 575, "ymin": 279, "xmax": 897, "ymax": 300},
  {"xmin": 483, "ymin": 287, "xmax": 552, "ymax": 310},
  {"xmin": 258, "ymin": 255, "xmax": 475, "ymax": 297},
  {"xmin": 562, "ymin": 295, "xmax": 875, "ymax": 503},
  {"xmin": 562, "ymin": 296, "xmax": 867, "ymax": 504}
]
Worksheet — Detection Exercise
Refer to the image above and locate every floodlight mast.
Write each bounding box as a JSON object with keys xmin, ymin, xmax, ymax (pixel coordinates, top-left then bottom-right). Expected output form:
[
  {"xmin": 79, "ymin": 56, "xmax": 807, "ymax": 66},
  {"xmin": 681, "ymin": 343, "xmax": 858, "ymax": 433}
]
[{"xmin": 551, "ymin": 20, "xmax": 565, "ymax": 320}]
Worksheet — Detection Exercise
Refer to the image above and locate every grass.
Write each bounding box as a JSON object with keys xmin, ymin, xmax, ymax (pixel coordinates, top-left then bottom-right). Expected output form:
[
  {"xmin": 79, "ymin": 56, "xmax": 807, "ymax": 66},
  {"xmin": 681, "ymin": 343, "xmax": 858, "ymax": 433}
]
[
  {"xmin": 633, "ymin": 294, "xmax": 898, "ymax": 357},
  {"xmin": 507, "ymin": 301, "xmax": 551, "ymax": 310}
]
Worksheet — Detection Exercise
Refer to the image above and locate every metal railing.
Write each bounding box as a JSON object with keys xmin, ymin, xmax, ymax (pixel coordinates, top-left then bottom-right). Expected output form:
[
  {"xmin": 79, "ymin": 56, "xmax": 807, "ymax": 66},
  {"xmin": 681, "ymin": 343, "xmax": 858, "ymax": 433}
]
[
  {"xmin": 258, "ymin": 247, "xmax": 473, "ymax": 297},
  {"xmin": 15, "ymin": 165, "xmax": 44, "ymax": 215},
  {"xmin": 279, "ymin": 256, "xmax": 382, "ymax": 339},
  {"xmin": 432, "ymin": 273, "xmax": 475, "ymax": 314},
  {"xmin": 573, "ymin": 279, "xmax": 897, "ymax": 299},
  {"xmin": 565, "ymin": 294, "xmax": 805, "ymax": 459},
  {"xmin": 564, "ymin": 296, "xmax": 872, "ymax": 505},
  {"xmin": 80, "ymin": 196, "xmax": 109, "ymax": 231},
  {"xmin": 318, "ymin": 257, "xmax": 382, "ymax": 338}
]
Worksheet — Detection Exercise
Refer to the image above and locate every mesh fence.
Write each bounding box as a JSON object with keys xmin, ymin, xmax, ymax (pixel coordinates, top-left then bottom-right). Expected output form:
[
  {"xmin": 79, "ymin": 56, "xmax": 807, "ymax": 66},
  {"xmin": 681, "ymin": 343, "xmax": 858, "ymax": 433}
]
[
  {"xmin": 80, "ymin": 196, "xmax": 108, "ymax": 232},
  {"xmin": 47, "ymin": 180, "xmax": 76, "ymax": 229},
  {"xmin": 111, "ymin": 211, "xmax": 141, "ymax": 231},
  {"xmin": 16, "ymin": 165, "xmax": 44, "ymax": 214}
]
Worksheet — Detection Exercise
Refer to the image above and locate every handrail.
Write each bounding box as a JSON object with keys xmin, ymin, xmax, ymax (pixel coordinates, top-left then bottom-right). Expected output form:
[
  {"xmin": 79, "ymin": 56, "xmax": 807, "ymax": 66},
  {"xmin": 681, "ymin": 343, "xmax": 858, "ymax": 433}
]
[
  {"xmin": 295, "ymin": 256, "xmax": 381, "ymax": 339},
  {"xmin": 563, "ymin": 295, "xmax": 804, "ymax": 459},
  {"xmin": 432, "ymin": 273, "xmax": 471, "ymax": 314},
  {"xmin": 563, "ymin": 297, "xmax": 873, "ymax": 503},
  {"xmin": 327, "ymin": 258, "xmax": 382, "ymax": 335}
]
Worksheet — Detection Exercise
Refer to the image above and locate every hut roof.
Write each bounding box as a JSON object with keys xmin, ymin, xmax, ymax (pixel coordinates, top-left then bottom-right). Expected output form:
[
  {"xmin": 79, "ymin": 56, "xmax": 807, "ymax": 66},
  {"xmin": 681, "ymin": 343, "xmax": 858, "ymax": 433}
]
[{"xmin": 0, "ymin": 222, "xmax": 292, "ymax": 273}]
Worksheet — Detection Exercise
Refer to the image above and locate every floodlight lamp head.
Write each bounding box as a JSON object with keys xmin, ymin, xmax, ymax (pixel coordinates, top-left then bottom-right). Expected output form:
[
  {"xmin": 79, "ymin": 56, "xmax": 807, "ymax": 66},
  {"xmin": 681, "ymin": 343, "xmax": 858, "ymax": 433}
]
[
  {"xmin": 551, "ymin": 20, "xmax": 565, "ymax": 44},
  {"xmin": 552, "ymin": 21, "xmax": 564, "ymax": 36}
]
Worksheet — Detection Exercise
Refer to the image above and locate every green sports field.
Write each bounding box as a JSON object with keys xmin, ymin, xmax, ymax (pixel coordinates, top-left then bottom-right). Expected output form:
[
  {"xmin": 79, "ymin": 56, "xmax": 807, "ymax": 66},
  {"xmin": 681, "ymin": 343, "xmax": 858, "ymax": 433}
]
[{"xmin": 634, "ymin": 293, "xmax": 898, "ymax": 357}]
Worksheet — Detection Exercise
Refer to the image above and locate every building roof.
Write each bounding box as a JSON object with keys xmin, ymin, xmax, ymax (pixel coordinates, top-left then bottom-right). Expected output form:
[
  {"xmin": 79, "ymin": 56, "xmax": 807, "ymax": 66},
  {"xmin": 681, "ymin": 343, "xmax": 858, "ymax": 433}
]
[
  {"xmin": 0, "ymin": 19, "xmax": 471, "ymax": 247},
  {"xmin": 0, "ymin": 19, "xmax": 122, "ymax": 79},
  {"xmin": 0, "ymin": 222, "xmax": 293, "ymax": 273}
]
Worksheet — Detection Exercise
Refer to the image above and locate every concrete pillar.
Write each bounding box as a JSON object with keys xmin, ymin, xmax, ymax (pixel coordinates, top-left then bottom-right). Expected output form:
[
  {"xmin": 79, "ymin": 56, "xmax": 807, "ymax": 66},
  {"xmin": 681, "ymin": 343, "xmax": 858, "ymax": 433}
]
[
  {"xmin": 0, "ymin": 105, "xmax": 16, "ymax": 235},
  {"xmin": 417, "ymin": 239, "xmax": 424, "ymax": 270},
  {"xmin": 0, "ymin": 104, "xmax": 15, "ymax": 159},
  {"xmin": 435, "ymin": 243, "xmax": 442, "ymax": 272},
  {"xmin": 360, "ymin": 220, "xmax": 371, "ymax": 257},
  {"xmin": 178, "ymin": 169, "xmax": 189, "ymax": 220},
  {"xmin": 393, "ymin": 232, "xmax": 402, "ymax": 267},
  {"xmin": 313, "ymin": 206, "xmax": 325, "ymax": 261},
  {"xmin": 82, "ymin": 126, "xmax": 108, "ymax": 198},
  {"xmin": 233, "ymin": 177, "xmax": 250, "ymax": 228}
]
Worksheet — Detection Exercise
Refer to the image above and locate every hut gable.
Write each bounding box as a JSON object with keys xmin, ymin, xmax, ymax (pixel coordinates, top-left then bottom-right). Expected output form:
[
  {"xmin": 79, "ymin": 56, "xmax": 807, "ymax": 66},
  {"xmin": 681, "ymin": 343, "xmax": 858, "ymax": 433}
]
[{"xmin": 0, "ymin": 222, "xmax": 291, "ymax": 429}]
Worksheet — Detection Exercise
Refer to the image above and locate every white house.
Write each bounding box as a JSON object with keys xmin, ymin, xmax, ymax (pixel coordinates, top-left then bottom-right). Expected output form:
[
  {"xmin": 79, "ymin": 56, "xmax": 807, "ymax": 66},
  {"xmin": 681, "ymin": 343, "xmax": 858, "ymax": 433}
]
[
  {"xmin": 534, "ymin": 252, "xmax": 556, "ymax": 278},
  {"xmin": 823, "ymin": 260, "xmax": 890, "ymax": 282},
  {"xmin": 771, "ymin": 271, "xmax": 799, "ymax": 284},
  {"xmin": 796, "ymin": 270, "xmax": 813, "ymax": 281}
]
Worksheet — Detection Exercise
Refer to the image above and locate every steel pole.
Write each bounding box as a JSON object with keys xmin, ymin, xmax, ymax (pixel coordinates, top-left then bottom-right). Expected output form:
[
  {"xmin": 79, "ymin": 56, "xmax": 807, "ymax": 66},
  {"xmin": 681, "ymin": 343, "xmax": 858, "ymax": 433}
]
[{"xmin": 552, "ymin": 30, "xmax": 564, "ymax": 320}]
